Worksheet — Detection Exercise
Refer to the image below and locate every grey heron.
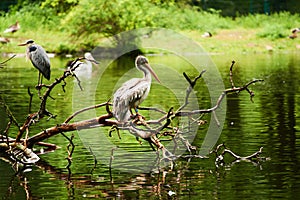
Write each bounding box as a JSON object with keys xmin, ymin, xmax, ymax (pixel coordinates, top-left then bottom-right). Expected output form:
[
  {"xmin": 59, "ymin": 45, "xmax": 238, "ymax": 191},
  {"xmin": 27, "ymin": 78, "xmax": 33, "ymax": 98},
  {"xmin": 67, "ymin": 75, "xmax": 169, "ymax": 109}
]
[
  {"xmin": 113, "ymin": 55, "xmax": 160, "ymax": 122},
  {"xmin": 4, "ymin": 21, "xmax": 20, "ymax": 34},
  {"xmin": 18, "ymin": 39, "xmax": 51, "ymax": 85}
]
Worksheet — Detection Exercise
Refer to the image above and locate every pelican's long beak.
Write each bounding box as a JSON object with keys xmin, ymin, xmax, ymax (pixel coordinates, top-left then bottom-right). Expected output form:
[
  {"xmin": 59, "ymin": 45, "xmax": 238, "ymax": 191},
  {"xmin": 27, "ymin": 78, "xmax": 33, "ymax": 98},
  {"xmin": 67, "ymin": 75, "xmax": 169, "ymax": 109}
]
[{"xmin": 146, "ymin": 63, "xmax": 160, "ymax": 83}]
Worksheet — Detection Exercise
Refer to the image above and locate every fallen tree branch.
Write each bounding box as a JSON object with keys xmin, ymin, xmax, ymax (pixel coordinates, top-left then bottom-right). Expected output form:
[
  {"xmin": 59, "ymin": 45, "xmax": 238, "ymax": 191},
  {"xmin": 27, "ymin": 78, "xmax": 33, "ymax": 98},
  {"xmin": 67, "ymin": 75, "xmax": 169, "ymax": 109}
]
[
  {"xmin": 64, "ymin": 102, "xmax": 111, "ymax": 123},
  {"xmin": 0, "ymin": 59, "xmax": 265, "ymax": 169},
  {"xmin": 210, "ymin": 143, "xmax": 267, "ymax": 167},
  {"xmin": 21, "ymin": 61, "xmax": 263, "ymax": 151},
  {"xmin": 15, "ymin": 58, "xmax": 90, "ymax": 143}
]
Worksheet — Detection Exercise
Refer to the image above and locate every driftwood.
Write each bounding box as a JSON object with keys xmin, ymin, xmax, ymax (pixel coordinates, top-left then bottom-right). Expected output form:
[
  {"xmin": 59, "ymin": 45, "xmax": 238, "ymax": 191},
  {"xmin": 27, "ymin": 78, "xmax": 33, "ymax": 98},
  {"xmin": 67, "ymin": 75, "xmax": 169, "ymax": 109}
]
[{"xmin": 0, "ymin": 58, "xmax": 265, "ymax": 168}]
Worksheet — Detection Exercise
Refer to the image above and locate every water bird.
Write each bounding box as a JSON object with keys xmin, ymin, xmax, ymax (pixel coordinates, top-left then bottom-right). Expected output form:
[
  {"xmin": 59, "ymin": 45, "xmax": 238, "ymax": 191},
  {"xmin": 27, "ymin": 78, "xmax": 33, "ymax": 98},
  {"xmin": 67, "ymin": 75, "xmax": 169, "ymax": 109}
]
[
  {"xmin": 73, "ymin": 52, "xmax": 98, "ymax": 79},
  {"xmin": 113, "ymin": 55, "xmax": 160, "ymax": 122},
  {"xmin": 202, "ymin": 32, "xmax": 212, "ymax": 38},
  {"xmin": 0, "ymin": 37, "xmax": 10, "ymax": 44},
  {"xmin": 4, "ymin": 21, "xmax": 20, "ymax": 34},
  {"xmin": 289, "ymin": 28, "xmax": 300, "ymax": 39},
  {"xmin": 18, "ymin": 39, "xmax": 51, "ymax": 85}
]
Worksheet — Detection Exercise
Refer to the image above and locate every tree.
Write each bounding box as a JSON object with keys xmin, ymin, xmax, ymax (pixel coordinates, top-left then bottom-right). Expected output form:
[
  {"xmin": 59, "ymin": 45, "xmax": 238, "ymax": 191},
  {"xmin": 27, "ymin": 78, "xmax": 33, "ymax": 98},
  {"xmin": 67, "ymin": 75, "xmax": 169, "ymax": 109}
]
[{"xmin": 0, "ymin": 55, "xmax": 265, "ymax": 171}]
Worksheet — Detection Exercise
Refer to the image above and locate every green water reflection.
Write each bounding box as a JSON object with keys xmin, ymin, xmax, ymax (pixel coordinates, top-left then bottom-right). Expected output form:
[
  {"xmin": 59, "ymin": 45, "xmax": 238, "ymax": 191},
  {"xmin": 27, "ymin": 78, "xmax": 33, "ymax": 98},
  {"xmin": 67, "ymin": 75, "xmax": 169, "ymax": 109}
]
[{"xmin": 1, "ymin": 52, "xmax": 300, "ymax": 199}]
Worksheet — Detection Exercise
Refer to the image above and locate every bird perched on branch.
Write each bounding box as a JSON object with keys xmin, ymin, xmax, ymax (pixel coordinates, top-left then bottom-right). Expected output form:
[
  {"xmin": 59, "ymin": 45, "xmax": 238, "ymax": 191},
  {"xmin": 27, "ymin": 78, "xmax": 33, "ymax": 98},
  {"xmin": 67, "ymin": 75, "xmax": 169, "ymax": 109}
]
[
  {"xmin": 113, "ymin": 55, "xmax": 160, "ymax": 122},
  {"xmin": 4, "ymin": 21, "xmax": 20, "ymax": 34},
  {"xmin": 18, "ymin": 39, "xmax": 51, "ymax": 85},
  {"xmin": 73, "ymin": 52, "xmax": 99, "ymax": 79}
]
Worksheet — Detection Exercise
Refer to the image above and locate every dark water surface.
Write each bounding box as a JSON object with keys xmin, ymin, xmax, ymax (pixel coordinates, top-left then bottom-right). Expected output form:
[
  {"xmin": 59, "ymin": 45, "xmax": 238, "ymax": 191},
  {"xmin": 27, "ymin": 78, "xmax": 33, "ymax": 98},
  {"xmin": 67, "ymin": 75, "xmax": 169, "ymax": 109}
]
[{"xmin": 0, "ymin": 52, "xmax": 300, "ymax": 199}]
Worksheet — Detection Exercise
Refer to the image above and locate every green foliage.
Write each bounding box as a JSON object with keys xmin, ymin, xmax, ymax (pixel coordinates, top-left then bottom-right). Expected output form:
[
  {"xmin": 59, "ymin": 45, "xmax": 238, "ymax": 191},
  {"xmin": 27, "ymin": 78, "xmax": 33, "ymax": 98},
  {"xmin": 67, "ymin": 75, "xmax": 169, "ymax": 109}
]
[
  {"xmin": 41, "ymin": 0, "xmax": 78, "ymax": 15},
  {"xmin": 1, "ymin": 3, "xmax": 60, "ymax": 31},
  {"xmin": 62, "ymin": 0, "xmax": 231, "ymax": 40},
  {"xmin": 0, "ymin": 0, "xmax": 300, "ymax": 54},
  {"xmin": 63, "ymin": 0, "xmax": 159, "ymax": 37},
  {"xmin": 236, "ymin": 12, "xmax": 300, "ymax": 40},
  {"xmin": 237, "ymin": 12, "xmax": 300, "ymax": 30},
  {"xmin": 174, "ymin": 7, "xmax": 233, "ymax": 31},
  {"xmin": 256, "ymin": 24, "xmax": 286, "ymax": 40}
]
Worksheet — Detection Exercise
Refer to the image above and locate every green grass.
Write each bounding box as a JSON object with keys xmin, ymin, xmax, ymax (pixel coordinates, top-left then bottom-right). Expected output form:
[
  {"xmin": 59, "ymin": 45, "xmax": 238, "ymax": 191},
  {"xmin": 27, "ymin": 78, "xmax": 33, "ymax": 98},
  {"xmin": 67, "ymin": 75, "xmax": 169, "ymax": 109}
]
[{"xmin": 0, "ymin": 3, "xmax": 300, "ymax": 56}]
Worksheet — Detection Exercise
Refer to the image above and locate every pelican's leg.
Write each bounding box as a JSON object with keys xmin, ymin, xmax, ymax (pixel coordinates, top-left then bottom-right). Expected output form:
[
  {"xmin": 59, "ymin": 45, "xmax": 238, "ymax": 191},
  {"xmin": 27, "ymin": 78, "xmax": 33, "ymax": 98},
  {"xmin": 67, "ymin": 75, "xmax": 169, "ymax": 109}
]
[
  {"xmin": 134, "ymin": 107, "xmax": 145, "ymax": 121},
  {"xmin": 129, "ymin": 108, "xmax": 135, "ymax": 119}
]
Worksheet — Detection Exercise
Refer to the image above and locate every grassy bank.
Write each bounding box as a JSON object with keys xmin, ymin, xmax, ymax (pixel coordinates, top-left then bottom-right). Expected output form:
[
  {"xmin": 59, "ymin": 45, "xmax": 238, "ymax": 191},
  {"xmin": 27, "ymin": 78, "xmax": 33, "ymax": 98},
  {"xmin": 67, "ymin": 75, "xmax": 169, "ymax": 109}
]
[{"xmin": 0, "ymin": 2, "xmax": 299, "ymax": 56}]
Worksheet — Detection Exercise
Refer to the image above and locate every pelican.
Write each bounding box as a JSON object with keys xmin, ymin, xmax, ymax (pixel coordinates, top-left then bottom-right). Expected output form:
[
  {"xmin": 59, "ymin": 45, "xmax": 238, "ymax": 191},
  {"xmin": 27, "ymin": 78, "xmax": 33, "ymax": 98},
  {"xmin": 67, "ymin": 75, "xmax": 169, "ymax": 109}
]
[
  {"xmin": 113, "ymin": 55, "xmax": 160, "ymax": 122},
  {"xmin": 73, "ymin": 52, "xmax": 98, "ymax": 79},
  {"xmin": 18, "ymin": 39, "xmax": 51, "ymax": 85},
  {"xmin": 4, "ymin": 21, "xmax": 20, "ymax": 34}
]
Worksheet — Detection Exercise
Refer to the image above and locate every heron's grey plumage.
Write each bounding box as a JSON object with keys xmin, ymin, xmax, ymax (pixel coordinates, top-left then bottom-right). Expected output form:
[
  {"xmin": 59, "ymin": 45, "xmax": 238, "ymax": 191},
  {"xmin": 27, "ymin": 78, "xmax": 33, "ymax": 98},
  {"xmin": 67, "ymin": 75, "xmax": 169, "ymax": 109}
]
[
  {"xmin": 113, "ymin": 56, "xmax": 160, "ymax": 122},
  {"xmin": 19, "ymin": 40, "xmax": 51, "ymax": 82},
  {"xmin": 27, "ymin": 43, "xmax": 51, "ymax": 80}
]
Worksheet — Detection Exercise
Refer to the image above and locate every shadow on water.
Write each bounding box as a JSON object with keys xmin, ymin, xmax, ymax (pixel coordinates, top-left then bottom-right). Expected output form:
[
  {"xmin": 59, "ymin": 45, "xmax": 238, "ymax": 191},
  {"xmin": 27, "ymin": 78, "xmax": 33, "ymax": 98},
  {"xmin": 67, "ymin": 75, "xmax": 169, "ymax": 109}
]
[{"xmin": 1, "ymin": 52, "xmax": 300, "ymax": 199}]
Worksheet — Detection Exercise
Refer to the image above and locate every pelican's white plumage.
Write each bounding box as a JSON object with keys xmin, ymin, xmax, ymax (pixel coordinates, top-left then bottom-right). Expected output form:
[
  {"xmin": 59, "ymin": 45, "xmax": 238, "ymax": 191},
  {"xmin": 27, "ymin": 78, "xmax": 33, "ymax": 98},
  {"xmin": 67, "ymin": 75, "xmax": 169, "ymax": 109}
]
[{"xmin": 113, "ymin": 56, "xmax": 160, "ymax": 122}]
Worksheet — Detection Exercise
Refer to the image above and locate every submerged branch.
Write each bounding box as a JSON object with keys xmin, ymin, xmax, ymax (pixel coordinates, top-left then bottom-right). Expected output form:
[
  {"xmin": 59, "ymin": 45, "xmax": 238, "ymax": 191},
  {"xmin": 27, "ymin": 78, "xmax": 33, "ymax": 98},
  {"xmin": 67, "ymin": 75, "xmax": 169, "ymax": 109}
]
[
  {"xmin": 211, "ymin": 143, "xmax": 267, "ymax": 167},
  {"xmin": 0, "ymin": 95, "xmax": 20, "ymax": 130}
]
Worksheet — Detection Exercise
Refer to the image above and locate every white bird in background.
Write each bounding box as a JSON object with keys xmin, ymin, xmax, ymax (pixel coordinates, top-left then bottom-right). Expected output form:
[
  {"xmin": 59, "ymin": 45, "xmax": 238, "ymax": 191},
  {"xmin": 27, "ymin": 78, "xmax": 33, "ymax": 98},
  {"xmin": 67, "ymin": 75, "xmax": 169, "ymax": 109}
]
[
  {"xmin": 0, "ymin": 37, "xmax": 10, "ymax": 44},
  {"xmin": 289, "ymin": 28, "xmax": 300, "ymax": 39},
  {"xmin": 73, "ymin": 52, "xmax": 98, "ymax": 79},
  {"xmin": 18, "ymin": 39, "xmax": 51, "ymax": 85},
  {"xmin": 201, "ymin": 31, "xmax": 212, "ymax": 38},
  {"xmin": 113, "ymin": 55, "xmax": 160, "ymax": 122},
  {"xmin": 4, "ymin": 21, "xmax": 20, "ymax": 34}
]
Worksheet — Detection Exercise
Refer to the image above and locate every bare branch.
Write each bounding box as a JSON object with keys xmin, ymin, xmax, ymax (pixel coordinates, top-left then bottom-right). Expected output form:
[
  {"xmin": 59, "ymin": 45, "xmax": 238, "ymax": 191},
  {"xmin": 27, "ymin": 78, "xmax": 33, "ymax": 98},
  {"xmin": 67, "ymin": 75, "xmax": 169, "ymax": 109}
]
[
  {"xmin": 64, "ymin": 102, "xmax": 111, "ymax": 124},
  {"xmin": 211, "ymin": 143, "xmax": 266, "ymax": 167},
  {"xmin": 177, "ymin": 70, "xmax": 206, "ymax": 112},
  {"xmin": 15, "ymin": 58, "xmax": 90, "ymax": 142},
  {"xmin": 27, "ymin": 87, "xmax": 33, "ymax": 113},
  {"xmin": 0, "ymin": 54, "xmax": 16, "ymax": 67},
  {"xmin": 61, "ymin": 132, "xmax": 75, "ymax": 175},
  {"xmin": 0, "ymin": 95, "xmax": 20, "ymax": 130},
  {"xmin": 229, "ymin": 61, "xmax": 235, "ymax": 88}
]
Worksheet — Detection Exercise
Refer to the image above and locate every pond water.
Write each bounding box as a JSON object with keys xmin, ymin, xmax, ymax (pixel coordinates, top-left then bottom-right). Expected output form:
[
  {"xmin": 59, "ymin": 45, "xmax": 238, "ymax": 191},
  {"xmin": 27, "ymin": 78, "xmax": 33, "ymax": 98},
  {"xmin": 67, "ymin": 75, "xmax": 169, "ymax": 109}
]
[{"xmin": 0, "ymin": 52, "xmax": 300, "ymax": 199}]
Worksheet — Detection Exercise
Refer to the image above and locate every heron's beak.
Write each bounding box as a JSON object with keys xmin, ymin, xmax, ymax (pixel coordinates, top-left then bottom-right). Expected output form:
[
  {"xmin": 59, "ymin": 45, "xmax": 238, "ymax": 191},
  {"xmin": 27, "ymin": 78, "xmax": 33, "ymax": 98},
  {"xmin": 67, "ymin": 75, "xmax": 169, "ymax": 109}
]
[
  {"xmin": 18, "ymin": 43, "xmax": 27, "ymax": 46},
  {"xmin": 85, "ymin": 55, "xmax": 99, "ymax": 66},
  {"xmin": 146, "ymin": 63, "xmax": 161, "ymax": 83}
]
